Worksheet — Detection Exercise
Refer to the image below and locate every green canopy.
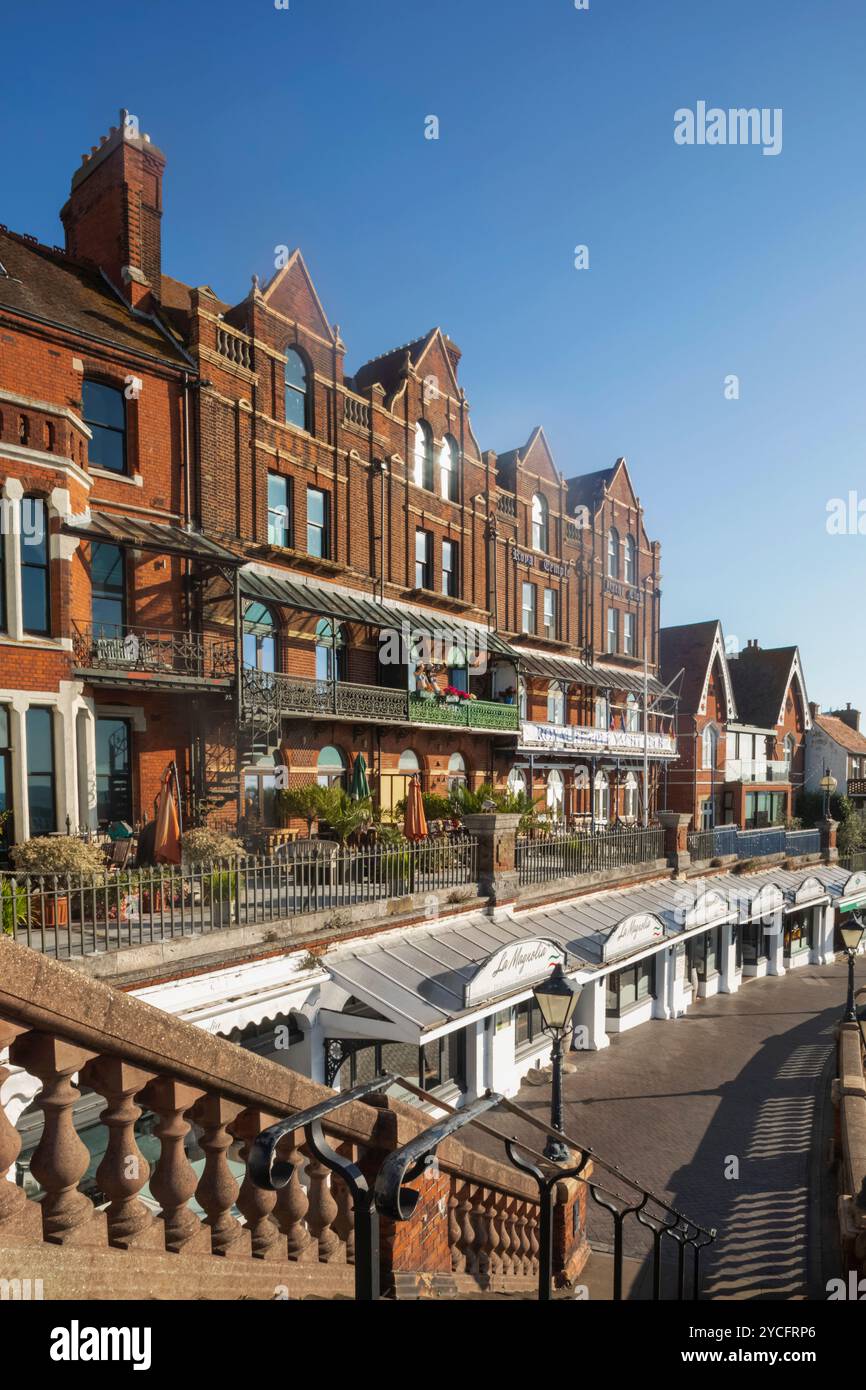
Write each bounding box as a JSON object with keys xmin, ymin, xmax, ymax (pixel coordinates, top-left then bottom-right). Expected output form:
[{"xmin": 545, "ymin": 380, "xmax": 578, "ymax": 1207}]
[{"xmin": 350, "ymin": 753, "xmax": 370, "ymax": 801}]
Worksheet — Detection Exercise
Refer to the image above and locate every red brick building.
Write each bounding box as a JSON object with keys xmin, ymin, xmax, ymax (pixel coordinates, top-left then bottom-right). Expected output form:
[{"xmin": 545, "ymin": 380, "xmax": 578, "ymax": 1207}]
[
  {"xmin": 0, "ymin": 111, "xmax": 677, "ymax": 847},
  {"xmin": 660, "ymin": 622, "xmax": 810, "ymax": 831}
]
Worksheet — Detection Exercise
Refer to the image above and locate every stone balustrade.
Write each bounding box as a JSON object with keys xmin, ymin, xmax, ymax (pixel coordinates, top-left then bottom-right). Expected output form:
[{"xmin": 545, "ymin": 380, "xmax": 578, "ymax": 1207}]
[
  {"xmin": 834, "ymin": 1021, "xmax": 866, "ymax": 1279},
  {"xmin": 0, "ymin": 933, "xmax": 574, "ymax": 1300}
]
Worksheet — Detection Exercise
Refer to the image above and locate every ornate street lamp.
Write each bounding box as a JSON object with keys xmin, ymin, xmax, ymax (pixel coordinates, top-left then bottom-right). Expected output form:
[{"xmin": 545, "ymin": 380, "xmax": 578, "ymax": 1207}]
[
  {"xmin": 820, "ymin": 769, "xmax": 838, "ymax": 820},
  {"xmin": 839, "ymin": 915, "xmax": 865, "ymax": 1024},
  {"xmin": 532, "ymin": 963, "xmax": 582, "ymax": 1163}
]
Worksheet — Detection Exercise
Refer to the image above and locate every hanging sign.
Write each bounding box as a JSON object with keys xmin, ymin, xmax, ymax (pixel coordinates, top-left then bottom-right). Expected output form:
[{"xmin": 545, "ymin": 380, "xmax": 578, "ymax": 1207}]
[
  {"xmin": 602, "ymin": 913, "xmax": 665, "ymax": 963},
  {"xmin": 464, "ymin": 938, "xmax": 567, "ymax": 1007}
]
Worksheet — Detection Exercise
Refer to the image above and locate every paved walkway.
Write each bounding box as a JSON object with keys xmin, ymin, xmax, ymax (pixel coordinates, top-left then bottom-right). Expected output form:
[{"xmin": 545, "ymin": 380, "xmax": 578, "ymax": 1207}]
[{"xmin": 473, "ymin": 959, "xmax": 861, "ymax": 1299}]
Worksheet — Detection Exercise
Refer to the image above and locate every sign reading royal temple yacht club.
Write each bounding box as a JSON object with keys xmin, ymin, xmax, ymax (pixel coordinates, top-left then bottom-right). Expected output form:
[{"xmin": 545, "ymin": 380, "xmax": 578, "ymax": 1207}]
[
  {"xmin": 510, "ymin": 545, "xmax": 569, "ymax": 579},
  {"xmin": 521, "ymin": 722, "xmax": 675, "ymax": 756},
  {"xmin": 602, "ymin": 913, "xmax": 665, "ymax": 963},
  {"xmin": 464, "ymin": 939, "xmax": 567, "ymax": 1007}
]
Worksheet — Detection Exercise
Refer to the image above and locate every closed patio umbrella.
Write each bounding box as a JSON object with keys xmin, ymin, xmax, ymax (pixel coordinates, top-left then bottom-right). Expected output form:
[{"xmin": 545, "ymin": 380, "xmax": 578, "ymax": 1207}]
[
  {"xmin": 350, "ymin": 752, "xmax": 370, "ymax": 801},
  {"xmin": 403, "ymin": 774, "xmax": 428, "ymax": 842},
  {"xmin": 154, "ymin": 765, "xmax": 182, "ymax": 865}
]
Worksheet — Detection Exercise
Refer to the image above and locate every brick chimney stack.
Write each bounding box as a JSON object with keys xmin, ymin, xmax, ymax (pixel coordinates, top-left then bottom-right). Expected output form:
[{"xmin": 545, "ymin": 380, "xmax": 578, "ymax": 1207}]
[
  {"xmin": 829, "ymin": 703, "xmax": 861, "ymax": 733},
  {"xmin": 60, "ymin": 110, "xmax": 165, "ymax": 308}
]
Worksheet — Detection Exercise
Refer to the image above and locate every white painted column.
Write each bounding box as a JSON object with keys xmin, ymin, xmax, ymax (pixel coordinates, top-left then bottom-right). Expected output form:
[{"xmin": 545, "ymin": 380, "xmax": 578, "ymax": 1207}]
[
  {"xmin": 671, "ymin": 941, "xmax": 689, "ymax": 1017},
  {"xmin": 575, "ymin": 976, "xmax": 608, "ymax": 1050},
  {"xmin": 767, "ymin": 911, "xmax": 786, "ymax": 976},
  {"xmin": 8, "ymin": 703, "xmax": 28, "ymax": 842},
  {"xmin": 75, "ymin": 704, "xmax": 97, "ymax": 832},
  {"xmin": 464, "ymin": 1019, "xmax": 487, "ymax": 1101},
  {"xmin": 1, "ymin": 479, "xmax": 24, "ymax": 641},
  {"xmin": 817, "ymin": 903, "xmax": 836, "ymax": 965},
  {"xmin": 719, "ymin": 922, "xmax": 741, "ymax": 994},
  {"xmin": 653, "ymin": 948, "xmax": 672, "ymax": 1019}
]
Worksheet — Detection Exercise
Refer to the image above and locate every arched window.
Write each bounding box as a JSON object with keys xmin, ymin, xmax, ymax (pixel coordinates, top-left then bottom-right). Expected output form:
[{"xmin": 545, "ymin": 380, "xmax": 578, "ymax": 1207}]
[
  {"xmin": 284, "ymin": 348, "xmax": 309, "ymax": 431},
  {"xmin": 317, "ymin": 745, "xmax": 346, "ymax": 788},
  {"xmin": 518, "ymin": 678, "xmax": 528, "ymax": 721},
  {"xmin": 507, "ymin": 767, "xmax": 527, "ymax": 799},
  {"xmin": 624, "ymin": 534, "xmax": 637, "ymax": 585},
  {"xmin": 398, "ymin": 749, "xmax": 420, "ymax": 772},
  {"xmin": 531, "ymin": 493, "xmax": 549, "ymax": 552},
  {"xmin": 547, "ymin": 681, "xmax": 565, "ymax": 726},
  {"xmin": 242, "ymin": 601, "xmax": 276, "ymax": 672},
  {"xmin": 626, "ymin": 693, "xmax": 640, "ymax": 733},
  {"xmin": 82, "ymin": 379, "xmax": 126, "ymax": 474},
  {"xmin": 546, "ymin": 769, "xmax": 564, "ymax": 817},
  {"xmin": 607, "ymin": 526, "xmax": 620, "ymax": 579},
  {"xmin": 593, "ymin": 770, "xmax": 610, "ymax": 825},
  {"xmin": 594, "ymin": 694, "xmax": 609, "ymax": 730},
  {"xmin": 623, "ymin": 772, "xmax": 639, "ymax": 821},
  {"xmin": 784, "ymin": 733, "xmax": 796, "ymax": 768},
  {"xmin": 315, "ymin": 620, "xmax": 345, "ymax": 682},
  {"xmin": 447, "ymin": 752, "xmax": 467, "ymax": 793},
  {"xmin": 414, "ymin": 421, "xmax": 434, "ymax": 490},
  {"xmin": 702, "ymin": 724, "xmax": 719, "ymax": 770},
  {"xmin": 439, "ymin": 435, "xmax": 459, "ymax": 502}
]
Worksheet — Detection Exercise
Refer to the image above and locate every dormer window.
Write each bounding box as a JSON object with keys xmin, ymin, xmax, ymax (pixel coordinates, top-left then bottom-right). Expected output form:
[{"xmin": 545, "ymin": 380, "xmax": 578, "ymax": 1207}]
[
  {"xmin": 531, "ymin": 493, "xmax": 548, "ymax": 552},
  {"xmin": 439, "ymin": 435, "xmax": 459, "ymax": 501},
  {"xmin": 284, "ymin": 348, "xmax": 310, "ymax": 430},
  {"xmin": 414, "ymin": 421, "xmax": 434, "ymax": 490},
  {"xmin": 607, "ymin": 526, "xmax": 620, "ymax": 579}
]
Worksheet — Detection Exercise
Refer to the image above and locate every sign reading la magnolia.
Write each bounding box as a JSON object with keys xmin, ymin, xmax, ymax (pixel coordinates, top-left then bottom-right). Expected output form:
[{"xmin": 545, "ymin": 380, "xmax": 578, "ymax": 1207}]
[
  {"xmin": 464, "ymin": 938, "xmax": 567, "ymax": 1006},
  {"xmin": 603, "ymin": 913, "xmax": 665, "ymax": 963},
  {"xmin": 521, "ymin": 722, "xmax": 676, "ymax": 756}
]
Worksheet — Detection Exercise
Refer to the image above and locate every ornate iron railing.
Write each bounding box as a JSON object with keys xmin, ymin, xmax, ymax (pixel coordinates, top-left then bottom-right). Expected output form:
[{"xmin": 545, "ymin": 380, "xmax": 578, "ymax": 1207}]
[
  {"xmin": 241, "ymin": 670, "xmax": 519, "ymax": 731},
  {"xmin": 516, "ymin": 825, "xmax": 664, "ymax": 885},
  {"xmin": 72, "ymin": 622, "xmax": 235, "ymax": 682},
  {"xmin": 409, "ymin": 693, "xmax": 519, "ymax": 731},
  {"xmin": 1, "ymin": 837, "xmax": 478, "ymax": 958}
]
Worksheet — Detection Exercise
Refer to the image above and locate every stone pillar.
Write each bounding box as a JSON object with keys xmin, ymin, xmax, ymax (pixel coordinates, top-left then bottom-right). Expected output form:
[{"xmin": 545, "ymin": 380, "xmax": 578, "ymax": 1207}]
[
  {"xmin": 552, "ymin": 1173, "xmax": 591, "ymax": 1290},
  {"xmin": 462, "ymin": 813, "xmax": 521, "ymax": 915},
  {"xmin": 658, "ymin": 811, "xmax": 692, "ymax": 872},
  {"xmin": 820, "ymin": 817, "xmax": 839, "ymax": 863}
]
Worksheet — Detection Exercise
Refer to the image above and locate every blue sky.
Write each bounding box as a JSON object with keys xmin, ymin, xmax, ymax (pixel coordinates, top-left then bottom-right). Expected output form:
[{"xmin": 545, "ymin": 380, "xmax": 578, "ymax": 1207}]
[{"xmin": 4, "ymin": 0, "xmax": 866, "ymax": 716}]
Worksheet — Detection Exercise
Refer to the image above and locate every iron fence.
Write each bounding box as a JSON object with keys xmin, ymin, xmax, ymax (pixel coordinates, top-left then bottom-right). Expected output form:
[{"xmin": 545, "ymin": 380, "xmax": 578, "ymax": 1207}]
[
  {"xmin": 1, "ymin": 836, "xmax": 478, "ymax": 959},
  {"xmin": 516, "ymin": 825, "xmax": 664, "ymax": 886},
  {"xmin": 687, "ymin": 824, "xmax": 821, "ymax": 862}
]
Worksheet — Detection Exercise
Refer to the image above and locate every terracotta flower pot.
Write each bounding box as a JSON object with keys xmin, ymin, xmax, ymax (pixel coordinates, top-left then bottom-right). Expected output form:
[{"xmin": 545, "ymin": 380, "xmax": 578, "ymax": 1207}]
[{"xmin": 35, "ymin": 894, "xmax": 69, "ymax": 929}]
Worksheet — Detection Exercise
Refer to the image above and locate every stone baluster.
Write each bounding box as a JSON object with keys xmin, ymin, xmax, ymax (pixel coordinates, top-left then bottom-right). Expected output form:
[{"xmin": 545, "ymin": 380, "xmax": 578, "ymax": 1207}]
[
  {"xmin": 229, "ymin": 1107, "xmax": 282, "ymax": 1260},
  {"xmin": 10, "ymin": 1032, "xmax": 106, "ymax": 1246},
  {"xmin": 497, "ymin": 1195, "xmax": 514, "ymax": 1275},
  {"xmin": 447, "ymin": 1185, "xmax": 465, "ymax": 1273},
  {"xmin": 514, "ymin": 1202, "xmax": 530, "ymax": 1275},
  {"xmin": 458, "ymin": 1184, "xmax": 476, "ymax": 1273},
  {"xmin": 331, "ymin": 1142, "xmax": 356, "ymax": 1265},
  {"xmin": 485, "ymin": 1188, "xmax": 502, "ymax": 1275},
  {"xmin": 193, "ymin": 1093, "xmax": 252, "ymax": 1258},
  {"xmin": 304, "ymin": 1144, "xmax": 342, "ymax": 1262},
  {"xmin": 527, "ymin": 1205, "xmax": 540, "ymax": 1272},
  {"xmin": 273, "ymin": 1131, "xmax": 315, "ymax": 1262},
  {"xmin": 0, "ymin": 1023, "xmax": 42, "ymax": 1242},
  {"xmin": 139, "ymin": 1076, "xmax": 210, "ymax": 1254},
  {"xmin": 471, "ymin": 1183, "xmax": 490, "ymax": 1276},
  {"xmin": 80, "ymin": 1056, "xmax": 161, "ymax": 1250}
]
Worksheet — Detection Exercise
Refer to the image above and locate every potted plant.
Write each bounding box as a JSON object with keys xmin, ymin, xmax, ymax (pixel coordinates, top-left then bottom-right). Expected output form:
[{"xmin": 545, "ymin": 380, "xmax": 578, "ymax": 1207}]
[
  {"xmin": 274, "ymin": 784, "xmax": 329, "ymax": 836},
  {"xmin": 10, "ymin": 835, "xmax": 107, "ymax": 928},
  {"xmin": 1, "ymin": 876, "xmax": 27, "ymax": 936},
  {"xmin": 180, "ymin": 827, "xmax": 245, "ymax": 927}
]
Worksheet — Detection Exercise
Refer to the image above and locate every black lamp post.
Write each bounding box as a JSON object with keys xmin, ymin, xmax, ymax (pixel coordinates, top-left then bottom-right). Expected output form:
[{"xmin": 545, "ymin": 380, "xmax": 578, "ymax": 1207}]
[
  {"xmin": 820, "ymin": 769, "xmax": 838, "ymax": 820},
  {"xmin": 532, "ymin": 963, "xmax": 582, "ymax": 1163},
  {"xmin": 839, "ymin": 915, "xmax": 865, "ymax": 1024}
]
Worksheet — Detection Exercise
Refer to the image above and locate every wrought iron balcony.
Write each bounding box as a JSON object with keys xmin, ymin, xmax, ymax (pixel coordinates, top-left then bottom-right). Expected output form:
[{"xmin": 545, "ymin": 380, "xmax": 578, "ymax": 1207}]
[
  {"xmin": 241, "ymin": 670, "xmax": 520, "ymax": 731},
  {"xmin": 408, "ymin": 693, "xmax": 519, "ymax": 731},
  {"xmin": 847, "ymin": 777, "xmax": 866, "ymax": 798},
  {"xmin": 72, "ymin": 622, "xmax": 235, "ymax": 687}
]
